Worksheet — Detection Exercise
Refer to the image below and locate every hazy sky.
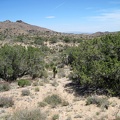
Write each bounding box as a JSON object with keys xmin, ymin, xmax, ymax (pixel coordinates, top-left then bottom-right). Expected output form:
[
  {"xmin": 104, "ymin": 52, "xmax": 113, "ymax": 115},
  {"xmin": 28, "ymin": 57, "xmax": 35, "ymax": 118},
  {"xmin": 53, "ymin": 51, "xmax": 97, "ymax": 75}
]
[{"xmin": 0, "ymin": 0, "xmax": 120, "ymax": 33}]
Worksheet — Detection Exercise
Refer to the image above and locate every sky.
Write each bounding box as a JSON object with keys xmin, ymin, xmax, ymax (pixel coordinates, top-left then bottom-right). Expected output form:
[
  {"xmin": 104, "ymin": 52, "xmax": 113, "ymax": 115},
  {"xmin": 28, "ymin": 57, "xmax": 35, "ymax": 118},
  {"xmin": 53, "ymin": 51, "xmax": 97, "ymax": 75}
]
[{"xmin": 0, "ymin": 0, "xmax": 120, "ymax": 33}]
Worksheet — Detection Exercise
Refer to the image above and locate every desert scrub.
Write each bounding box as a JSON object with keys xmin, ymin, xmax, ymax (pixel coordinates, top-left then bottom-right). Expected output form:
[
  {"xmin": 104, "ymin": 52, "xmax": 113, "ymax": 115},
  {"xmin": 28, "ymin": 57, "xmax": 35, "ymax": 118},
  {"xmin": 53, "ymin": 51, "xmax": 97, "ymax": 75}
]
[
  {"xmin": 39, "ymin": 82, "xmax": 44, "ymax": 86},
  {"xmin": 9, "ymin": 108, "xmax": 46, "ymax": 120},
  {"xmin": 65, "ymin": 34, "xmax": 120, "ymax": 96},
  {"xmin": 58, "ymin": 72, "xmax": 66, "ymax": 78},
  {"xmin": 57, "ymin": 68, "xmax": 66, "ymax": 78},
  {"xmin": 18, "ymin": 79, "xmax": 31, "ymax": 87},
  {"xmin": 0, "ymin": 96, "xmax": 14, "ymax": 108},
  {"xmin": 0, "ymin": 115, "xmax": 11, "ymax": 120},
  {"xmin": 62, "ymin": 100, "xmax": 69, "ymax": 106},
  {"xmin": 37, "ymin": 79, "xmax": 49, "ymax": 86},
  {"xmin": 21, "ymin": 89, "xmax": 30, "ymax": 96},
  {"xmin": 42, "ymin": 78, "xmax": 49, "ymax": 84},
  {"xmin": 38, "ymin": 102, "xmax": 47, "ymax": 107},
  {"xmin": 51, "ymin": 80, "xmax": 59, "ymax": 87},
  {"xmin": 86, "ymin": 96, "xmax": 109, "ymax": 109},
  {"xmin": 35, "ymin": 87, "xmax": 40, "ymax": 92},
  {"xmin": 44, "ymin": 94, "xmax": 62, "ymax": 107},
  {"xmin": 32, "ymin": 81, "xmax": 39, "ymax": 86},
  {"xmin": 0, "ymin": 82, "xmax": 10, "ymax": 91},
  {"xmin": 40, "ymin": 70, "xmax": 48, "ymax": 78},
  {"xmin": 52, "ymin": 114, "xmax": 59, "ymax": 120},
  {"xmin": 66, "ymin": 116, "xmax": 72, "ymax": 120}
]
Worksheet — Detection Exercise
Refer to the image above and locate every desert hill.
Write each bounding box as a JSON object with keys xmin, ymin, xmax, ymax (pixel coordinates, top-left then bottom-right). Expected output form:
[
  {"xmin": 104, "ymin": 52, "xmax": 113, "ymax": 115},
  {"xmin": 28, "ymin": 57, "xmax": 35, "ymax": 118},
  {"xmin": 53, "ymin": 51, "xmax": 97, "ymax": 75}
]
[
  {"xmin": 0, "ymin": 20, "xmax": 56, "ymax": 37},
  {"xmin": 0, "ymin": 20, "xmax": 118, "ymax": 41}
]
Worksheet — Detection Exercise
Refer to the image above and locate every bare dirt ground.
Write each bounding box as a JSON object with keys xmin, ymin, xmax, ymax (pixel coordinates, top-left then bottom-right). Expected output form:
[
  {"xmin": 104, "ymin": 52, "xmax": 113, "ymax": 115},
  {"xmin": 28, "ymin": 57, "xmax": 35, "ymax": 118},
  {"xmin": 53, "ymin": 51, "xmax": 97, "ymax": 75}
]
[{"xmin": 0, "ymin": 66, "xmax": 120, "ymax": 120}]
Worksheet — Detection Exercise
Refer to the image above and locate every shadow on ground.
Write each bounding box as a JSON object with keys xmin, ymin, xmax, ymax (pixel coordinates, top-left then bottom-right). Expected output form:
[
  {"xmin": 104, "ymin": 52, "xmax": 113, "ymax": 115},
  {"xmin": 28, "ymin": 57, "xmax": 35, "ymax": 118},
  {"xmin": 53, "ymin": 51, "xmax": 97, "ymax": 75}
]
[{"xmin": 64, "ymin": 82, "xmax": 108, "ymax": 97}]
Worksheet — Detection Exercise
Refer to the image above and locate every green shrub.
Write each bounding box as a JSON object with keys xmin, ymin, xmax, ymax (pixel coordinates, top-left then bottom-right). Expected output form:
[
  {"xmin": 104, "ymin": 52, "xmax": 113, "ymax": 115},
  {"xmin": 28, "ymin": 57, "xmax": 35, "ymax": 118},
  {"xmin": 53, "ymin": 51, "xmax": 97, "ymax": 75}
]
[
  {"xmin": 9, "ymin": 108, "xmax": 46, "ymax": 120},
  {"xmin": 63, "ymin": 37, "xmax": 71, "ymax": 43},
  {"xmin": 0, "ymin": 82, "xmax": 10, "ymax": 91},
  {"xmin": 86, "ymin": 96, "xmax": 109, "ymax": 109},
  {"xmin": 34, "ymin": 39, "xmax": 44, "ymax": 45},
  {"xmin": 49, "ymin": 37, "xmax": 57, "ymax": 43},
  {"xmin": 45, "ymin": 63, "xmax": 50, "ymax": 69},
  {"xmin": 18, "ymin": 79, "xmax": 31, "ymax": 87},
  {"xmin": 52, "ymin": 114, "xmax": 59, "ymax": 120},
  {"xmin": 0, "ymin": 45, "xmax": 45, "ymax": 81},
  {"xmin": 32, "ymin": 74, "xmax": 40, "ymax": 79},
  {"xmin": 38, "ymin": 102, "xmax": 47, "ymax": 107},
  {"xmin": 15, "ymin": 35, "xmax": 25, "ymax": 42},
  {"xmin": 44, "ymin": 94, "xmax": 62, "ymax": 107},
  {"xmin": 65, "ymin": 34, "xmax": 120, "ymax": 96},
  {"xmin": 0, "ymin": 96, "xmax": 14, "ymax": 108},
  {"xmin": 21, "ymin": 89, "xmax": 30, "ymax": 96}
]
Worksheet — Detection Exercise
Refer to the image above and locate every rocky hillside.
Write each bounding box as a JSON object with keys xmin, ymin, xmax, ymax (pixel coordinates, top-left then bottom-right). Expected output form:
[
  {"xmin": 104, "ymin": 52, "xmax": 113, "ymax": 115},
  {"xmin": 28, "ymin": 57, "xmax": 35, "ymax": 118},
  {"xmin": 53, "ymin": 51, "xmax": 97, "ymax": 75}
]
[{"xmin": 0, "ymin": 20, "xmax": 57, "ymax": 37}]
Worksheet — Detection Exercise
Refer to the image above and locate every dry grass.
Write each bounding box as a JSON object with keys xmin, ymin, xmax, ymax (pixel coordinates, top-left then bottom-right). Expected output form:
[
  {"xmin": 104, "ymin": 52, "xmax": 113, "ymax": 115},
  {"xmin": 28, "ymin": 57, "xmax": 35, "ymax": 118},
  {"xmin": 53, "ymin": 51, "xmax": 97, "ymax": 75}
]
[
  {"xmin": 0, "ymin": 82, "xmax": 10, "ymax": 92},
  {"xmin": 86, "ymin": 96, "xmax": 109, "ymax": 109},
  {"xmin": 44, "ymin": 94, "xmax": 62, "ymax": 108},
  {"xmin": 0, "ymin": 96, "xmax": 14, "ymax": 108},
  {"xmin": 21, "ymin": 89, "xmax": 30, "ymax": 96},
  {"xmin": 9, "ymin": 108, "xmax": 46, "ymax": 120}
]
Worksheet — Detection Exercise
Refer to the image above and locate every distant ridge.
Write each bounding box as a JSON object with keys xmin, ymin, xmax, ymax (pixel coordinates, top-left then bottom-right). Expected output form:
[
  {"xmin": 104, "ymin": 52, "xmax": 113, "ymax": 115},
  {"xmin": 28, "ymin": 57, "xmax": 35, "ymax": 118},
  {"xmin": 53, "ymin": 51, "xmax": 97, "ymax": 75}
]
[{"xmin": 0, "ymin": 20, "xmax": 119, "ymax": 40}]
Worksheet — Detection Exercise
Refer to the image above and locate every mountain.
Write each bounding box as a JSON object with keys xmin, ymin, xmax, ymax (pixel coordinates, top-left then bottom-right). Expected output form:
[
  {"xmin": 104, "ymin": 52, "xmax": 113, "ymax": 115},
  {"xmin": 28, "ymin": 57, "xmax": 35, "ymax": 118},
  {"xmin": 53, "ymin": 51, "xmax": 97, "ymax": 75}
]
[{"xmin": 0, "ymin": 20, "xmax": 56, "ymax": 36}]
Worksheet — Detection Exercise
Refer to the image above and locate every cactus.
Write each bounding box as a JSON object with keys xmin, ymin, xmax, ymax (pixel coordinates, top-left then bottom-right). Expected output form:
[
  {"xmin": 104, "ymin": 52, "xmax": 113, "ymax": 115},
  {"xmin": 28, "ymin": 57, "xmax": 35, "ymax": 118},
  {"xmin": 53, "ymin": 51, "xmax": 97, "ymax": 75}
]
[{"xmin": 53, "ymin": 66, "xmax": 57, "ymax": 78}]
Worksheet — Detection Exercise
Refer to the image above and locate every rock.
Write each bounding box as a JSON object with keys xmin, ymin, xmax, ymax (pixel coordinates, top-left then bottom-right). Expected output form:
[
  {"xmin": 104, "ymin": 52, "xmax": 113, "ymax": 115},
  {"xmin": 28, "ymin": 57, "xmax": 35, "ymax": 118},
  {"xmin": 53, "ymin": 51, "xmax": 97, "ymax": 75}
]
[
  {"xmin": 4, "ymin": 20, "xmax": 11, "ymax": 23},
  {"xmin": 16, "ymin": 20, "xmax": 23, "ymax": 23}
]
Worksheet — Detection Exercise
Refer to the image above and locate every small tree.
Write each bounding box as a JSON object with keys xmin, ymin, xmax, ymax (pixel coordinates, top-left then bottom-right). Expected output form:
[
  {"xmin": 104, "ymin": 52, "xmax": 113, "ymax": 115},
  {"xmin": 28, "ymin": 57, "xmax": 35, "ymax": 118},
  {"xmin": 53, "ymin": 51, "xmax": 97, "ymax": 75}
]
[
  {"xmin": 66, "ymin": 34, "xmax": 120, "ymax": 96},
  {"xmin": 0, "ymin": 45, "xmax": 45, "ymax": 81}
]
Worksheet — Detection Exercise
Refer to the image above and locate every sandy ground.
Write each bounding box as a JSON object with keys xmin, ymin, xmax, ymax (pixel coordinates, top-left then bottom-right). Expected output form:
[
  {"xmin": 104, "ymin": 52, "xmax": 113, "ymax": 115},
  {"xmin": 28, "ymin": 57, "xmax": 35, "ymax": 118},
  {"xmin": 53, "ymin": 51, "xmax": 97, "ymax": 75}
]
[{"xmin": 0, "ymin": 66, "xmax": 120, "ymax": 120}]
